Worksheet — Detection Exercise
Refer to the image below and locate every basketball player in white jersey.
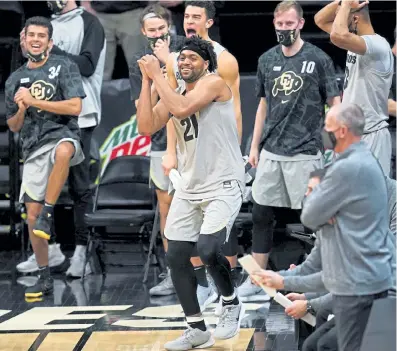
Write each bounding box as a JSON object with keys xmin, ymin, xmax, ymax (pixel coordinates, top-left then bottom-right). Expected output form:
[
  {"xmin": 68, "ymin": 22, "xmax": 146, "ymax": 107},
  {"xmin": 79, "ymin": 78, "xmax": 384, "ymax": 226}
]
[
  {"xmin": 315, "ymin": 0, "xmax": 394, "ymax": 175},
  {"xmin": 137, "ymin": 36, "xmax": 245, "ymax": 350},
  {"xmin": 163, "ymin": 0, "xmax": 243, "ymax": 311}
]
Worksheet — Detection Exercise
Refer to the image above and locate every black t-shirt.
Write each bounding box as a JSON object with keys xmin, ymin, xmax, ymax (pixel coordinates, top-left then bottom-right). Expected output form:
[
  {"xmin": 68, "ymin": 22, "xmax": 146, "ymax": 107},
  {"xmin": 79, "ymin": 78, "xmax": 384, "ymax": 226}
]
[
  {"xmin": 5, "ymin": 54, "xmax": 86, "ymax": 160},
  {"xmin": 129, "ymin": 35, "xmax": 185, "ymax": 152},
  {"xmin": 256, "ymin": 42, "xmax": 340, "ymax": 156}
]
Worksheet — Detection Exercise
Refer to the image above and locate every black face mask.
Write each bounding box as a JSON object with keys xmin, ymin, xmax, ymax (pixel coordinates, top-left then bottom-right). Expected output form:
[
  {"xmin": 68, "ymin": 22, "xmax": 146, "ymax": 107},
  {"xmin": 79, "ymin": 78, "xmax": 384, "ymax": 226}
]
[
  {"xmin": 47, "ymin": 0, "xmax": 68, "ymax": 14},
  {"xmin": 26, "ymin": 49, "xmax": 48, "ymax": 63},
  {"xmin": 276, "ymin": 27, "xmax": 298, "ymax": 47},
  {"xmin": 321, "ymin": 129, "xmax": 338, "ymax": 150},
  {"xmin": 147, "ymin": 32, "xmax": 170, "ymax": 50}
]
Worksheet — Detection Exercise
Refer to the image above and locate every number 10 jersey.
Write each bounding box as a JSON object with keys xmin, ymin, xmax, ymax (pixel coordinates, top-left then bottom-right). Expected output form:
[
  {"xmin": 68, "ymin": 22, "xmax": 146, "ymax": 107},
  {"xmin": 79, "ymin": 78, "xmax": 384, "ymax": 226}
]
[{"xmin": 171, "ymin": 87, "xmax": 245, "ymax": 200}]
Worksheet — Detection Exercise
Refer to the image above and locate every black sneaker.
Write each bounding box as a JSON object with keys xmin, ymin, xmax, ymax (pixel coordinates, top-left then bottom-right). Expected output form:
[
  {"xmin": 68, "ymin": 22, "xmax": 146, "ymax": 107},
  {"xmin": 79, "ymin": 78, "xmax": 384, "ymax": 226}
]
[
  {"xmin": 25, "ymin": 275, "xmax": 54, "ymax": 298},
  {"xmin": 33, "ymin": 212, "xmax": 53, "ymax": 240}
]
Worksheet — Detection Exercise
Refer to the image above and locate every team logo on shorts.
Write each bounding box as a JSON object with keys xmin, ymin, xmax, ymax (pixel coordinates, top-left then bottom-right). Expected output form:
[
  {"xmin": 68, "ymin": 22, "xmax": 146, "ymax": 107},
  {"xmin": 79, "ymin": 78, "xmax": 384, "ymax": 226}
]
[
  {"xmin": 272, "ymin": 71, "xmax": 303, "ymax": 97},
  {"xmin": 29, "ymin": 80, "xmax": 55, "ymax": 101}
]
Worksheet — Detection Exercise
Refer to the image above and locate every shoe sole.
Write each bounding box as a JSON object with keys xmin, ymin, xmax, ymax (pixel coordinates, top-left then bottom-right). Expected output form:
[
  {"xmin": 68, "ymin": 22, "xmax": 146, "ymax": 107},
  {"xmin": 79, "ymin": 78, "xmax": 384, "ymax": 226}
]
[
  {"xmin": 164, "ymin": 336, "xmax": 215, "ymax": 351},
  {"xmin": 25, "ymin": 297, "xmax": 43, "ymax": 303},
  {"xmin": 194, "ymin": 336, "xmax": 215, "ymax": 349},
  {"xmin": 25, "ymin": 288, "xmax": 54, "ymax": 298},
  {"xmin": 25, "ymin": 291, "xmax": 43, "ymax": 298},
  {"xmin": 33, "ymin": 229, "xmax": 50, "ymax": 240},
  {"xmin": 16, "ymin": 257, "xmax": 65, "ymax": 273},
  {"xmin": 213, "ymin": 303, "xmax": 246, "ymax": 340},
  {"xmin": 16, "ymin": 265, "xmax": 39, "ymax": 273},
  {"xmin": 24, "ymin": 290, "xmax": 53, "ymax": 298}
]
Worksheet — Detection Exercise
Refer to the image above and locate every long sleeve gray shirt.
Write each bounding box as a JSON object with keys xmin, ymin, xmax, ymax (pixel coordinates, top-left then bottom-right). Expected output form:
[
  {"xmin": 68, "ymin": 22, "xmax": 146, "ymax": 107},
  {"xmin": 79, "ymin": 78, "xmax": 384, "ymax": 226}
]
[{"xmin": 301, "ymin": 141, "xmax": 394, "ymax": 296}]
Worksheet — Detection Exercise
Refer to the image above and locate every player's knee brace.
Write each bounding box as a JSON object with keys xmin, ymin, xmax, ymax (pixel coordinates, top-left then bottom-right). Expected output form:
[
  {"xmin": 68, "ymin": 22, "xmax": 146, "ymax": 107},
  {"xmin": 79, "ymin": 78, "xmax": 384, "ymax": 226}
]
[
  {"xmin": 167, "ymin": 240, "xmax": 195, "ymax": 269},
  {"xmin": 252, "ymin": 202, "xmax": 275, "ymax": 254},
  {"xmin": 196, "ymin": 228, "xmax": 227, "ymax": 266},
  {"xmin": 166, "ymin": 240, "xmax": 201, "ymax": 316},
  {"xmin": 197, "ymin": 229, "xmax": 234, "ymax": 296}
]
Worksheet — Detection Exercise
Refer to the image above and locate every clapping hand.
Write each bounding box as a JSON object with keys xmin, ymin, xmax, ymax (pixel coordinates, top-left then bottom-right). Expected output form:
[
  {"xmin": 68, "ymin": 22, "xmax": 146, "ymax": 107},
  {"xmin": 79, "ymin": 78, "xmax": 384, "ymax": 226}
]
[{"xmin": 137, "ymin": 55, "xmax": 162, "ymax": 80}]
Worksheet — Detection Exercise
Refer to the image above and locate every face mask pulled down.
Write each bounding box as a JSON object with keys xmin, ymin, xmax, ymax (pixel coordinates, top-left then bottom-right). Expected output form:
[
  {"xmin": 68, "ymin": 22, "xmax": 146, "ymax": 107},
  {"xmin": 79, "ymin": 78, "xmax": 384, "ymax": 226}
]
[
  {"xmin": 26, "ymin": 48, "xmax": 48, "ymax": 63},
  {"xmin": 276, "ymin": 28, "xmax": 298, "ymax": 47}
]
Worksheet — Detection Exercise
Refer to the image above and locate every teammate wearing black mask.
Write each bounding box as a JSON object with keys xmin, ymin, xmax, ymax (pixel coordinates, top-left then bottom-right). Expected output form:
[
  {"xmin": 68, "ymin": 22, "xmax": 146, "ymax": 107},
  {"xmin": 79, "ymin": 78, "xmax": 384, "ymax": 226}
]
[
  {"xmin": 46, "ymin": 0, "xmax": 68, "ymax": 15},
  {"xmin": 240, "ymin": 0, "xmax": 341, "ymax": 302},
  {"xmin": 129, "ymin": 3, "xmax": 185, "ymax": 298}
]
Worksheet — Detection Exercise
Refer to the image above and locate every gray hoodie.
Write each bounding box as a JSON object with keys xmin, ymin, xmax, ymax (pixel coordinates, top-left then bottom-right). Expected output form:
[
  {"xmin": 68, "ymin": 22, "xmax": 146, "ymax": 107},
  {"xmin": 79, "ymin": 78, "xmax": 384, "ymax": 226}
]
[{"xmin": 51, "ymin": 7, "xmax": 106, "ymax": 128}]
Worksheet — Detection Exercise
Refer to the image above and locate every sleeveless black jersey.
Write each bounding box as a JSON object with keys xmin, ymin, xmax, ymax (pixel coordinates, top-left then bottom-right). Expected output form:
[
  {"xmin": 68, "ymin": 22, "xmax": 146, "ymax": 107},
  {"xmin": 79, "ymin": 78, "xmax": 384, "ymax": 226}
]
[
  {"xmin": 5, "ymin": 54, "xmax": 86, "ymax": 160},
  {"xmin": 256, "ymin": 42, "xmax": 340, "ymax": 156}
]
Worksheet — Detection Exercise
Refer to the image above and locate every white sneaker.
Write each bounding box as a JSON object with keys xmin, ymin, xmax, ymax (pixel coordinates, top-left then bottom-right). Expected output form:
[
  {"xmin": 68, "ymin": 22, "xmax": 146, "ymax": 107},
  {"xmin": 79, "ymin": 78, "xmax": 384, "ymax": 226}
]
[
  {"xmin": 49, "ymin": 244, "xmax": 66, "ymax": 267},
  {"xmin": 237, "ymin": 276, "xmax": 270, "ymax": 302},
  {"xmin": 17, "ymin": 276, "xmax": 38, "ymax": 287},
  {"xmin": 16, "ymin": 253, "xmax": 37, "ymax": 273},
  {"xmin": 197, "ymin": 284, "xmax": 218, "ymax": 312},
  {"xmin": 213, "ymin": 301, "xmax": 245, "ymax": 340},
  {"xmin": 149, "ymin": 269, "xmax": 175, "ymax": 296},
  {"xmin": 164, "ymin": 327, "xmax": 214, "ymax": 350},
  {"xmin": 214, "ymin": 288, "xmax": 238, "ymax": 317},
  {"xmin": 16, "ymin": 244, "xmax": 65, "ymax": 273},
  {"xmin": 66, "ymin": 245, "xmax": 92, "ymax": 278}
]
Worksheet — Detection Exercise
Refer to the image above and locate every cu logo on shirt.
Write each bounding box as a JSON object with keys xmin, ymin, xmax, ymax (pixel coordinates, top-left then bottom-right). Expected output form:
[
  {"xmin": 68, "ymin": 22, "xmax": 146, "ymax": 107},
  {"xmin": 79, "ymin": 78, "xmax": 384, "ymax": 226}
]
[
  {"xmin": 272, "ymin": 71, "xmax": 304, "ymax": 97},
  {"xmin": 29, "ymin": 80, "xmax": 55, "ymax": 101}
]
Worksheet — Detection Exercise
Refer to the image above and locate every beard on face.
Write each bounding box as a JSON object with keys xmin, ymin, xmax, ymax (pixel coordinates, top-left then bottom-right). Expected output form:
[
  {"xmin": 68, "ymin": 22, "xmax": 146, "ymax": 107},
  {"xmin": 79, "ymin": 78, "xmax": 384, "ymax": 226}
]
[{"xmin": 180, "ymin": 67, "xmax": 206, "ymax": 83}]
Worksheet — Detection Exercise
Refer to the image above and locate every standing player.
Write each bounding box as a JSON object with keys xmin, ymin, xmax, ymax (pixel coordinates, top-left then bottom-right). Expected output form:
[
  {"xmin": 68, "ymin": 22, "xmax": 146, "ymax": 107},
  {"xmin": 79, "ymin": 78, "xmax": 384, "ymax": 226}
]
[
  {"xmin": 162, "ymin": 0, "xmax": 243, "ymax": 309},
  {"xmin": 315, "ymin": 0, "xmax": 394, "ymax": 175},
  {"xmin": 5, "ymin": 17, "xmax": 85, "ymax": 298},
  {"xmin": 137, "ymin": 36, "xmax": 245, "ymax": 350},
  {"xmin": 239, "ymin": 0, "xmax": 340, "ymax": 301},
  {"xmin": 17, "ymin": 0, "xmax": 106, "ymax": 278},
  {"xmin": 129, "ymin": 3, "xmax": 185, "ymax": 297}
]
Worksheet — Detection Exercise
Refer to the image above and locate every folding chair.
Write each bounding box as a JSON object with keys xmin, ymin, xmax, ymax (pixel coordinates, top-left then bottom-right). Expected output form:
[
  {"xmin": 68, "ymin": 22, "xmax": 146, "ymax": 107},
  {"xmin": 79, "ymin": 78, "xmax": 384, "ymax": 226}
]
[{"xmin": 83, "ymin": 155, "xmax": 160, "ymax": 282}]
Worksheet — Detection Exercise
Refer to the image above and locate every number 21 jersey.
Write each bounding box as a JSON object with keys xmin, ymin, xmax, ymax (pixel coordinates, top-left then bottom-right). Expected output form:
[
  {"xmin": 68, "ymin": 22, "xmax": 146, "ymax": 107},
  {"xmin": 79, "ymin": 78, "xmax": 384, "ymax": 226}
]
[{"xmin": 171, "ymin": 85, "xmax": 245, "ymax": 200}]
